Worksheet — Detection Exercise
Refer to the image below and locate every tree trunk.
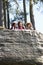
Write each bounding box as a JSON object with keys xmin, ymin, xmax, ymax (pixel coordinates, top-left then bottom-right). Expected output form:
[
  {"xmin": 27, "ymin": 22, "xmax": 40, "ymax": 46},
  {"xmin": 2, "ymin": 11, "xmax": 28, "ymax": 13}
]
[
  {"xmin": 0, "ymin": 0, "xmax": 3, "ymax": 27},
  {"xmin": 6, "ymin": 1, "xmax": 10, "ymax": 29},
  {"xmin": 23, "ymin": 0, "xmax": 27, "ymax": 24},
  {"xmin": 3, "ymin": 0, "xmax": 6, "ymax": 28},
  {"xmin": 30, "ymin": 0, "xmax": 35, "ymax": 30}
]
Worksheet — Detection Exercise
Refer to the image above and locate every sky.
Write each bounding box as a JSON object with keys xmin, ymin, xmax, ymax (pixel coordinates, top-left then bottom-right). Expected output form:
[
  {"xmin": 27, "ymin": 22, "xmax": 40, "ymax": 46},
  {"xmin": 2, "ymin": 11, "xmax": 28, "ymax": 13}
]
[
  {"xmin": 9, "ymin": 0, "xmax": 43, "ymax": 33},
  {"xmin": 33, "ymin": 2, "xmax": 43, "ymax": 33}
]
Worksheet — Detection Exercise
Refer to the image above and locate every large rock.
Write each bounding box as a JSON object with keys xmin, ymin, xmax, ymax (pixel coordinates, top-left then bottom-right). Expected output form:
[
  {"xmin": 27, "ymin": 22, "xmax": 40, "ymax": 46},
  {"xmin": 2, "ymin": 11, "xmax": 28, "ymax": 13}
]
[{"xmin": 0, "ymin": 29, "xmax": 43, "ymax": 65}]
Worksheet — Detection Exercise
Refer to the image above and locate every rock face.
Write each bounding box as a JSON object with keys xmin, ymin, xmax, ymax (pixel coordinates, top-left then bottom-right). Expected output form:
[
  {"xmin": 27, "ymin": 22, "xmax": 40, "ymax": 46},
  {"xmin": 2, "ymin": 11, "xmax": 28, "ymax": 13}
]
[{"xmin": 0, "ymin": 29, "xmax": 43, "ymax": 65}]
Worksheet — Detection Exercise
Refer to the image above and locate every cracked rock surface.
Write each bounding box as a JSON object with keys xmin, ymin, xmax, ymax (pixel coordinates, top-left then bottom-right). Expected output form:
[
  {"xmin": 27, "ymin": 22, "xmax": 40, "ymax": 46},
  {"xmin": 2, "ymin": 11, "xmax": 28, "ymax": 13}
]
[{"xmin": 0, "ymin": 29, "xmax": 43, "ymax": 65}]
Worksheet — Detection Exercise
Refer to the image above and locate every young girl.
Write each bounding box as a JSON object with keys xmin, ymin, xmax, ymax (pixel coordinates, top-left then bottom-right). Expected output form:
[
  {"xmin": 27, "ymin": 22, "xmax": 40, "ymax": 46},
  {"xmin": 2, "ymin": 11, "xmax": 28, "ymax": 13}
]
[
  {"xmin": 18, "ymin": 21, "xmax": 24, "ymax": 29},
  {"xmin": 26, "ymin": 23, "xmax": 33, "ymax": 30},
  {"xmin": 11, "ymin": 22, "xmax": 16, "ymax": 30}
]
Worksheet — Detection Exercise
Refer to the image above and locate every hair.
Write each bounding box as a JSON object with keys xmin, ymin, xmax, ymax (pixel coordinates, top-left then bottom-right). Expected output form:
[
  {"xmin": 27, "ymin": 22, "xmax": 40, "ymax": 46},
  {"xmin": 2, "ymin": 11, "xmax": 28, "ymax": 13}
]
[
  {"xmin": 18, "ymin": 21, "xmax": 20, "ymax": 26},
  {"xmin": 12, "ymin": 23, "xmax": 16, "ymax": 27},
  {"xmin": 18, "ymin": 21, "xmax": 22, "ymax": 26},
  {"xmin": 26, "ymin": 23, "xmax": 32, "ymax": 27}
]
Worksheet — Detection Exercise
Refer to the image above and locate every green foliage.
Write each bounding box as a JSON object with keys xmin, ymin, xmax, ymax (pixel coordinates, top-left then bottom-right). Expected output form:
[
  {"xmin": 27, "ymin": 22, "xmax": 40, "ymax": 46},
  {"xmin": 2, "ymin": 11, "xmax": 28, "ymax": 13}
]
[
  {"xmin": 33, "ymin": 0, "xmax": 43, "ymax": 3},
  {"xmin": 33, "ymin": 0, "xmax": 39, "ymax": 4}
]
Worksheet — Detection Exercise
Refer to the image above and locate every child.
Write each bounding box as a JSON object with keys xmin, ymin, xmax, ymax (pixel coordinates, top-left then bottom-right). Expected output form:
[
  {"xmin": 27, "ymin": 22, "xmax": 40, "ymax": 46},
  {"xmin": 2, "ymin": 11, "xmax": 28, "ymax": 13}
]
[
  {"xmin": 18, "ymin": 21, "xmax": 24, "ymax": 29},
  {"xmin": 11, "ymin": 22, "xmax": 16, "ymax": 30},
  {"xmin": 26, "ymin": 22, "xmax": 33, "ymax": 30}
]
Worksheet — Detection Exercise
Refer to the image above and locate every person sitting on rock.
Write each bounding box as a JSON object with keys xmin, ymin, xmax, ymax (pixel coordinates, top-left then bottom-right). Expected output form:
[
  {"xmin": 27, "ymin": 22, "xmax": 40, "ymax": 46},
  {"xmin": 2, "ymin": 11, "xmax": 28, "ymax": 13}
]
[
  {"xmin": 11, "ymin": 22, "xmax": 17, "ymax": 30},
  {"xmin": 26, "ymin": 22, "xmax": 33, "ymax": 30},
  {"xmin": 18, "ymin": 21, "xmax": 24, "ymax": 29}
]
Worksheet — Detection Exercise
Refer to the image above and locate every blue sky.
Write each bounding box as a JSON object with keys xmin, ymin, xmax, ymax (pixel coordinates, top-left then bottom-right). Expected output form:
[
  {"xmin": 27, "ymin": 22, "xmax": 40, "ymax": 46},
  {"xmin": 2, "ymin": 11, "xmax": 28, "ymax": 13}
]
[{"xmin": 9, "ymin": 0, "xmax": 43, "ymax": 33}]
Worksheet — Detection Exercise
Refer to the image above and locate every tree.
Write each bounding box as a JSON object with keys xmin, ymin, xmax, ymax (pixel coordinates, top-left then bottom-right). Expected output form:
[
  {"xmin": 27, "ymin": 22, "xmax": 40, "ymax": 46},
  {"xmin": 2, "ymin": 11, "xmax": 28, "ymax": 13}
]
[
  {"xmin": 0, "ymin": 0, "xmax": 3, "ymax": 27},
  {"xmin": 7, "ymin": 1, "xmax": 10, "ymax": 29},
  {"xmin": 2, "ymin": 0, "xmax": 10, "ymax": 29},
  {"xmin": 23, "ymin": 0, "xmax": 27, "ymax": 24},
  {"xmin": 30, "ymin": 0, "xmax": 35, "ymax": 30},
  {"xmin": 29, "ymin": 0, "xmax": 43, "ymax": 30},
  {"xmin": 3, "ymin": 0, "xmax": 7, "ymax": 28},
  {"xmin": 0, "ymin": 0, "xmax": 8, "ymax": 28}
]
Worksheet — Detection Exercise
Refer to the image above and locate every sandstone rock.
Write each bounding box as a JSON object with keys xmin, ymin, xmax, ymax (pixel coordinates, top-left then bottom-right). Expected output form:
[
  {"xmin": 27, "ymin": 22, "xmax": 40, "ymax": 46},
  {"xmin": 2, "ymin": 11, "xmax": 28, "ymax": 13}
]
[{"xmin": 0, "ymin": 29, "xmax": 43, "ymax": 65}]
